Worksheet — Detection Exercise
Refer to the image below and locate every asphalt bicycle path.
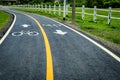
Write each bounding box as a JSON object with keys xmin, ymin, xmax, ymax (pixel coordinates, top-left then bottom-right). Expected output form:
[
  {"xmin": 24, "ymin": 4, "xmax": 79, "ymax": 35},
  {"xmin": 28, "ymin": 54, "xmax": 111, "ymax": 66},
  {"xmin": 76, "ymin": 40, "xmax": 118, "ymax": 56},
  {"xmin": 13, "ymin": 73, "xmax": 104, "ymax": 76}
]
[{"xmin": 0, "ymin": 9, "xmax": 120, "ymax": 80}]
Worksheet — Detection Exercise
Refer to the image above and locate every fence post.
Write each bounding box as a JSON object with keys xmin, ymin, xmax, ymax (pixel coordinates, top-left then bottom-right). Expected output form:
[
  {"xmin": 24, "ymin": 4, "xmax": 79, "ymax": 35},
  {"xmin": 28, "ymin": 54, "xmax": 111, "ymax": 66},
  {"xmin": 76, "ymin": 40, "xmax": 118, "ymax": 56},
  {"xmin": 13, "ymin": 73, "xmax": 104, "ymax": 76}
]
[
  {"xmin": 25, "ymin": 4, "xmax": 27, "ymax": 8},
  {"xmin": 59, "ymin": 4, "xmax": 61, "ymax": 16},
  {"xmin": 37, "ymin": 4, "xmax": 39, "ymax": 11},
  {"xmin": 108, "ymin": 7, "xmax": 112, "ymax": 24},
  {"xmin": 39, "ymin": 4, "xmax": 41, "ymax": 10},
  {"xmin": 33, "ymin": 4, "xmax": 35, "ymax": 11},
  {"xmin": 41, "ymin": 4, "xmax": 43, "ymax": 11},
  {"xmin": 45, "ymin": 4, "xmax": 47, "ymax": 13},
  {"xmin": 36, "ymin": 4, "xmax": 38, "ymax": 8},
  {"xmin": 38, "ymin": 4, "xmax": 39, "ymax": 8},
  {"xmin": 28, "ymin": 4, "xmax": 30, "ymax": 8},
  {"xmin": 42, "ymin": 5, "xmax": 44, "ymax": 12},
  {"xmin": 66, "ymin": 5, "xmax": 69, "ymax": 16},
  {"xmin": 49, "ymin": 5, "xmax": 51, "ymax": 14},
  {"xmin": 54, "ymin": 4, "xmax": 56, "ymax": 15},
  {"xmin": 34, "ymin": 4, "xmax": 36, "ymax": 11},
  {"xmin": 93, "ymin": 6, "xmax": 97, "ymax": 22},
  {"xmin": 43, "ymin": 5, "xmax": 44, "ymax": 12},
  {"xmin": 34, "ymin": 4, "xmax": 35, "ymax": 8},
  {"xmin": 41, "ymin": 5, "xmax": 43, "ymax": 11},
  {"xmin": 32, "ymin": 4, "xmax": 33, "ymax": 8},
  {"xmin": 33, "ymin": 4, "xmax": 34, "ymax": 8},
  {"xmin": 38, "ymin": 4, "xmax": 40, "ymax": 11},
  {"xmin": 36, "ymin": 4, "xmax": 38, "ymax": 10},
  {"xmin": 46, "ymin": 5, "xmax": 48, "ymax": 12},
  {"xmin": 63, "ymin": 0, "xmax": 66, "ymax": 20},
  {"xmin": 82, "ymin": 5, "xmax": 85, "ymax": 20},
  {"xmin": 24, "ymin": 4, "xmax": 25, "ymax": 8},
  {"xmin": 30, "ymin": 4, "xmax": 31, "ymax": 8},
  {"xmin": 29, "ymin": 4, "xmax": 30, "ymax": 8},
  {"xmin": 26, "ymin": 4, "xmax": 28, "ymax": 8}
]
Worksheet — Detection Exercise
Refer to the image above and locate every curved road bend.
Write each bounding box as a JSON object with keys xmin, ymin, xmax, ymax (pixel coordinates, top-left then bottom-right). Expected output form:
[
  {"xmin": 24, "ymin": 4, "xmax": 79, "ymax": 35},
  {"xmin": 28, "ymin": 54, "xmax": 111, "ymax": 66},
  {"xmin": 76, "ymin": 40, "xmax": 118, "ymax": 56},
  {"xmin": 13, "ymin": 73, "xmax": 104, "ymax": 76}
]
[{"xmin": 0, "ymin": 9, "xmax": 120, "ymax": 80}]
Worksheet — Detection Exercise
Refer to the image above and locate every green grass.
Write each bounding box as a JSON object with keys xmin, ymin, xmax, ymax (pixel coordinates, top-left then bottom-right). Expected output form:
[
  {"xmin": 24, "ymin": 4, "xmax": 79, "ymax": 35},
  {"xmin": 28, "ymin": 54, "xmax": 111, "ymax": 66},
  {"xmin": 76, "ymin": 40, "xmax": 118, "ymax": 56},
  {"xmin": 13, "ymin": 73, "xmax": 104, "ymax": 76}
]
[
  {"xmin": 11, "ymin": 7, "xmax": 120, "ymax": 45},
  {"xmin": 0, "ymin": 10, "xmax": 11, "ymax": 30}
]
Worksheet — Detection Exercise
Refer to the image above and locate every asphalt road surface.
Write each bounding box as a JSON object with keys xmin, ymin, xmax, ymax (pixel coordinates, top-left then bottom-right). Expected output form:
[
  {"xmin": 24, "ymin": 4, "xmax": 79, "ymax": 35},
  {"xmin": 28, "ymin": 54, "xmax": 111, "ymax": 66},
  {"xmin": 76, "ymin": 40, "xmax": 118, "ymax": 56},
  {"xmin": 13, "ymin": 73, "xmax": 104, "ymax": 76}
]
[{"xmin": 0, "ymin": 8, "xmax": 120, "ymax": 80}]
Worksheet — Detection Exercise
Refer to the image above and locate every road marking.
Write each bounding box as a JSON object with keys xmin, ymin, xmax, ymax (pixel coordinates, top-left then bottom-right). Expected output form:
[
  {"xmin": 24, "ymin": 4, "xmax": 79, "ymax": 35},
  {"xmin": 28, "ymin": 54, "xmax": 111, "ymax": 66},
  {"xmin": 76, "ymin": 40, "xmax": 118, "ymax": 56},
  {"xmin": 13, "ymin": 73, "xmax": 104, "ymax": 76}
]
[
  {"xmin": 46, "ymin": 24, "xmax": 52, "ymax": 27},
  {"xmin": 21, "ymin": 24, "xmax": 31, "ymax": 28},
  {"xmin": 12, "ymin": 30, "xmax": 39, "ymax": 36},
  {"xmin": 54, "ymin": 30, "xmax": 67, "ymax": 35},
  {"xmin": 59, "ymin": 24, "xmax": 62, "ymax": 27},
  {"xmin": 24, "ymin": 14, "xmax": 54, "ymax": 80},
  {"xmin": 41, "ymin": 16, "xmax": 120, "ymax": 62},
  {"xmin": 42, "ymin": 24, "xmax": 59, "ymax": 28},
  {"xmin": 42, "ymin": 24, "xmax": 45, "ymax": 26},
  {"xmin": 0, "ymin": 13, "xmax": 16, "ymax": 45},
  {"xmin": 53, "ymin": 24, "xmax": 58, "ymax": 27}
]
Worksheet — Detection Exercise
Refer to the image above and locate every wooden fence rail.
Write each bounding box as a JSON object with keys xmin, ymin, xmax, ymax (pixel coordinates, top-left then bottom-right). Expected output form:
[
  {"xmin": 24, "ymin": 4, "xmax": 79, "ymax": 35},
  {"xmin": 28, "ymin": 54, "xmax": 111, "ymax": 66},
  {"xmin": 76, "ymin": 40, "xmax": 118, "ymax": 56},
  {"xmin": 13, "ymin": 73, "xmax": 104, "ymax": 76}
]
[{"xmin": 11, "ymin": 4, "xmax": 120, "ymax": 24}]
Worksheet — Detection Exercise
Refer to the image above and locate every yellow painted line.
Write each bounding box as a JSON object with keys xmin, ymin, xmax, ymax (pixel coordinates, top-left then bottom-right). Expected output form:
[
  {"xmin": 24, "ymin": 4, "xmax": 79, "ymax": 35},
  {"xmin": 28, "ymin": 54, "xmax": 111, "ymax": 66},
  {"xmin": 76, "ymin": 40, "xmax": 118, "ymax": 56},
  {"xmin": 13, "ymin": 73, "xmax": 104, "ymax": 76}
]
[{"xmin": 25, "ymin": 14, "xmax": 54, "ymax": 80}]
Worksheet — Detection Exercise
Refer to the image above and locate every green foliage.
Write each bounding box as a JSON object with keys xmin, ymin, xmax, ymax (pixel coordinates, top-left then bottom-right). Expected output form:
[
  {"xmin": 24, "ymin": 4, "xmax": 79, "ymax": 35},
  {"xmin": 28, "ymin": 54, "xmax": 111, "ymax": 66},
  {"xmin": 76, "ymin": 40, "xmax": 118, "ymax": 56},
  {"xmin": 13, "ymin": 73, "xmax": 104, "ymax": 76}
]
[
  {"xmin": 18, "ymin": 0, "xmax": 55, "ymax": 4},
  {"xmin": 0, "ymin": 10, "xmax": 10, "ymax": 30},
  {"xmin": 66, "ymin": 0, "xmax": 120, "ymax": 8},
  {"xmin": 85, "ymin": 0, "xmax": 120, "ymax": 8},
  {"xmin": 1, "ymin": 0, "xmax": 117, "ymax": 8},
  {"xmin": 0, "ymin": 0, "xmax": 120, "ymax": 8},
  {"xmin": 0, "ymin": 0, "xmax": 2, "ymax": 4}
]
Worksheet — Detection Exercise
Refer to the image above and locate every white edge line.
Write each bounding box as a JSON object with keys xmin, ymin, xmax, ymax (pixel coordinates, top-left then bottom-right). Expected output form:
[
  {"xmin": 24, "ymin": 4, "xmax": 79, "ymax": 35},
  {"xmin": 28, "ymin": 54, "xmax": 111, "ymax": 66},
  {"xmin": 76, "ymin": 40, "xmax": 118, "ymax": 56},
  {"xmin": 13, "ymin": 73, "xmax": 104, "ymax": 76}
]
[
  {"xmin": 38, "ymin": 15, "xmax": 120, "ymax": 62},
  {"xmin": 0, "ymin": 13, "xmax": 16, "ymax": 45}
]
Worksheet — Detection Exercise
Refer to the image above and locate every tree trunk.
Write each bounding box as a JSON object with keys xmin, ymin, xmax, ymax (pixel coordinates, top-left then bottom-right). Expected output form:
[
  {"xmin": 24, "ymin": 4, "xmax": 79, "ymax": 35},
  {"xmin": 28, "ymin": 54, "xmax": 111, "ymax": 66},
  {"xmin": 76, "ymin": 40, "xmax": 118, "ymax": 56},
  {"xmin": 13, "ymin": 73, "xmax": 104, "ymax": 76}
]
[{"xmin": 72, "ymin": 0, "xmax": 76, "ymax": 24}]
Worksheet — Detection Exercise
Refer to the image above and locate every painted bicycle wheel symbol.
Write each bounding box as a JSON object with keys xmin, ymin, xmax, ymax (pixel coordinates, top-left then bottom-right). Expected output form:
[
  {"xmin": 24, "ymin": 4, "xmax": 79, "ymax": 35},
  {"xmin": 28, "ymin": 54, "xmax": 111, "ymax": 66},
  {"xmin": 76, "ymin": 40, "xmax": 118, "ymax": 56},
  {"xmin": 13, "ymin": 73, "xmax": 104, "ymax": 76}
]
[{"xmin": 12, "ymin": 30, "xmax": 39, "ymax": 36}]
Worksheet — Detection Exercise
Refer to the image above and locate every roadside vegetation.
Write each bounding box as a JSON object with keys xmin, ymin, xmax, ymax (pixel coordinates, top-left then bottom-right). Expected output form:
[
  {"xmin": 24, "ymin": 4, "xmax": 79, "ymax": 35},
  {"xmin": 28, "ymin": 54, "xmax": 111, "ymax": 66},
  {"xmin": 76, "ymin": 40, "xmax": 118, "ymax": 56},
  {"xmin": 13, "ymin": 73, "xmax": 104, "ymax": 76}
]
[
  {"xmin": 12, "ymin": 7, "xmax": 120, "ymax": 45},
  {"xmin": 0, "ymin": 10, "xmax": 10, "ymax": 30},
  {"xmin": 2, "ymin": 0, "xmax": 120, "ymax": 8}
]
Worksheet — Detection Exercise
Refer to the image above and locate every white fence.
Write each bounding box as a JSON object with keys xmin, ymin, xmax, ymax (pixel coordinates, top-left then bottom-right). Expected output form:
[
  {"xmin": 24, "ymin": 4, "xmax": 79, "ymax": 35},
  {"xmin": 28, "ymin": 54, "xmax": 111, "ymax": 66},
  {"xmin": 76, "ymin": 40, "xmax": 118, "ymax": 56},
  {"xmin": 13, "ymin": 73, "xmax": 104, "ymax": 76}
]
[{"xmin": 11, "ymin": 4, "xmax": 120, "ymax": 24}]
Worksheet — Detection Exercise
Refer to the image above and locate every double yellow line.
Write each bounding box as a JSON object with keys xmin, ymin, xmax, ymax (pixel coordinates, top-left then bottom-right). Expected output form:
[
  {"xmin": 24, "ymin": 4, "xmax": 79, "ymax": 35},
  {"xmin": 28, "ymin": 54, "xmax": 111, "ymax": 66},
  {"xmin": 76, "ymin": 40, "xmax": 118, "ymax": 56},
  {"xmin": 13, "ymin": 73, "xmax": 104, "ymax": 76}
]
[{"xmin": 25, "ymin": 14, "xmax": 54, "ymax": 80}]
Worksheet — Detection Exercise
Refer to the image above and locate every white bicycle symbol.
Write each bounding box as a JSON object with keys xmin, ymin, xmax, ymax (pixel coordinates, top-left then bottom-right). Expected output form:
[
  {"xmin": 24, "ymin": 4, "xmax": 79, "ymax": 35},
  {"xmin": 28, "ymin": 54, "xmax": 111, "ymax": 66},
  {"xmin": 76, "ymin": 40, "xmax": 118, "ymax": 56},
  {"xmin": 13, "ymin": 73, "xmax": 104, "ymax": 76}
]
[{"xmin": 12, "ymin": 30, "xmax": 39, "ymax": 36}]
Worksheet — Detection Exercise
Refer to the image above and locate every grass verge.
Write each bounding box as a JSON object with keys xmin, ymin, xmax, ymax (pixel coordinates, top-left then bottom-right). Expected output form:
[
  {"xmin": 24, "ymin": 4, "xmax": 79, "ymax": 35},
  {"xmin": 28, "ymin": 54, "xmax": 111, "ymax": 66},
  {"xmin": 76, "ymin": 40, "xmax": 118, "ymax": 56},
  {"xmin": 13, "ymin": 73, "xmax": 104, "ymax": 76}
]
[{"xmin": 0, "ymin": 10, "xmax": 11, "ymax": 30}]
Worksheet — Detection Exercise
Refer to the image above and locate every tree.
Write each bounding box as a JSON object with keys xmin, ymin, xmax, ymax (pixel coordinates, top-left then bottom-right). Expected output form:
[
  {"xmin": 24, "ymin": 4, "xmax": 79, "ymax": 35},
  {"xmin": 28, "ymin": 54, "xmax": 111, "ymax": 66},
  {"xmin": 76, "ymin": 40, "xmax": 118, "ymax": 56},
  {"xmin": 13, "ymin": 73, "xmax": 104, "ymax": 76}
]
[
  {"xmin": 11, "ymin": 0, "xmax": 120, "ymax": 8},
  {"xmin": 72, "ymin": 0, "xmax": 75, "ymax": 24},
  {"xmin": 44, "ymin": 0, "xmax": 55, "ymax": 2}
]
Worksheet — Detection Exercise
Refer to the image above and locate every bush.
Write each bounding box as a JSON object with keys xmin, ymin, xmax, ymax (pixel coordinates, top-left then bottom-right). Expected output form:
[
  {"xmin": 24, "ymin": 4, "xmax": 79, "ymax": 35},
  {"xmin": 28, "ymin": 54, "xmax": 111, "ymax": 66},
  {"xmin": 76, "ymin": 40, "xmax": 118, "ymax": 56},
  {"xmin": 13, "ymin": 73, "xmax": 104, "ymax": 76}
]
[{"xmin": 111, "ymin": 1, "xmax": 120, "ymax": 8}]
